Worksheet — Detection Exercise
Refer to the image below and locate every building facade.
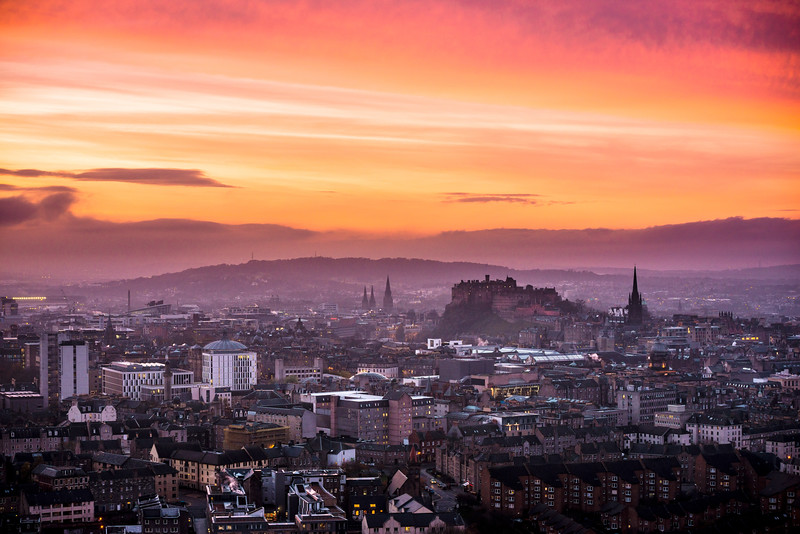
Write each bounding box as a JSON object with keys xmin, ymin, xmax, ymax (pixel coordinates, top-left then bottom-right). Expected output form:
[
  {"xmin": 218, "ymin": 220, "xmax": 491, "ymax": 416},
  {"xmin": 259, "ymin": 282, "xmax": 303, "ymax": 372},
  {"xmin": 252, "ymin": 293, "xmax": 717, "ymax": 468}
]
[
  {"xmin": 274, "ymin": 357, "xmax": 323, "ymax": 383},
  {"xmin": 39, "ymin": 332, "xmax": 62, "ymax": 407},
  {"xmin": 101, "ymin": 362, "xmax": 193, "ymax": 401},
  {"xmin": 617, "ymin": 387, "xmax": 678, "ymax": 425},
  {"xmin": 202, "ymin": 338, "xmax": 257, "ymax": 392},
  {"xmin": 303, "ymin": 391, "xmax": 433, "ymax": 446},
  {"xmin": 60, "ymin": 341, "xmax": 89, "ymax": 400},
  {"xmin": 21, "ymin": 489, "xmax": 95, "ymax": 527}
]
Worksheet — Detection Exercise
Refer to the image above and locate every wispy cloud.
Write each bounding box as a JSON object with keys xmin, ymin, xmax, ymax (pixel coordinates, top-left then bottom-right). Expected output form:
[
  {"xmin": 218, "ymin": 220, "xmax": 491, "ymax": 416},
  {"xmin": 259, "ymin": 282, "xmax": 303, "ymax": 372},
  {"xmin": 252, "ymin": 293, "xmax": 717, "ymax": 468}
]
[
  {"xmin": 0, "ymin": 168, "xmax": 233, "ymax": 188},
  {"xmin": 443, "ymin": 192, "xmax": 540, "ymax": 205}
]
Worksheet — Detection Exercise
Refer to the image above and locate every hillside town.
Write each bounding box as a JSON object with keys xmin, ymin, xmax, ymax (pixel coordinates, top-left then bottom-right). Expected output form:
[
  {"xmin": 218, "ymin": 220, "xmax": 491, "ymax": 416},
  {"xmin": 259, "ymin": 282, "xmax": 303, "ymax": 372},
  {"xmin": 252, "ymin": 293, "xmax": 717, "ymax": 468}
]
[{"xmin": 1, "ymin": 270, "xmax": 800, "ymax": 534}]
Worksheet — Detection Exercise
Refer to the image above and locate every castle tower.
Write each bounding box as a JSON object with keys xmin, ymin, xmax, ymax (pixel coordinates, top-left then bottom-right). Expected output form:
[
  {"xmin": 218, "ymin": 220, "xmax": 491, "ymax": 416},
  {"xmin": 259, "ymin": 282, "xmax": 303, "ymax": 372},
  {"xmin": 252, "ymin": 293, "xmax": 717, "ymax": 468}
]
[
  {"xmin": 626, "ymin": 266, "xmax": 644, "ymax": 325},
  {"xmin": 361, "ymin": 286, "xmax": 369, "ymax": 310},
  {"xmin": 383, "ymin": 277, "xmax": 393, "ymax": 312},
  {"xmin": 368, "ymin": 286, "xmax": 376, "ymax": 310}
]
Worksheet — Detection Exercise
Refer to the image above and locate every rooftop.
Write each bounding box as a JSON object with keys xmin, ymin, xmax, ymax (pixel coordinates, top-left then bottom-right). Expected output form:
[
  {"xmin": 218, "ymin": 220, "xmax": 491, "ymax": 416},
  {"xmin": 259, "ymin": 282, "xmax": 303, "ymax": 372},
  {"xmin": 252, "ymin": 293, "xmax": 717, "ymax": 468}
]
[{"xmin": 203, "ymin": 339, "xmax": 248, "ymax": 352}]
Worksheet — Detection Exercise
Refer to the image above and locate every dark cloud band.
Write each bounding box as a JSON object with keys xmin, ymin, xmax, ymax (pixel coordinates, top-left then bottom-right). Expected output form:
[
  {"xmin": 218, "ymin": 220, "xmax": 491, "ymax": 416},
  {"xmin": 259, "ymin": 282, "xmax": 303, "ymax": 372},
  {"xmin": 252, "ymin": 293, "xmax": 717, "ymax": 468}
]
[
  {"xmin": 442, "ymin": 192, "xmax": 540, "ymax": 205},
  {"xmin": 0, "ymin": 167, "xmax": 233, "ymax": 188}
]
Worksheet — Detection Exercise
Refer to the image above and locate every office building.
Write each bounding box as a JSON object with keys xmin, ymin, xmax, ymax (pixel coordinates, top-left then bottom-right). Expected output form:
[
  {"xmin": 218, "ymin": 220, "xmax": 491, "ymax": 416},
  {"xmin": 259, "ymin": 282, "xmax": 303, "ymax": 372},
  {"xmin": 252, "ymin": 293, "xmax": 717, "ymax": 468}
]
[
  {"xmin": 617, "ymin": 386, "xmax": 678, "ymax": 425},
  {"xmin": 202, "ymin": 337, "xmax": 257, "ymax": 392},
  {"xmin": 60, "ymin": 341, "xmax": 89, "ymax": 400},
  {"xmin": 101, "ymin": 362, "xmax": 193, "ymax": 401},
  {"xmin": 39, "ymin": 332, "xmax": 62, "ymax": 407},
  {"xmin": 275, "ymin": 357, "xmax": 323, "ymax": 383},
  {"xmin": 303, "ymin": 391, "xmax": 434, "ymax": 445}
]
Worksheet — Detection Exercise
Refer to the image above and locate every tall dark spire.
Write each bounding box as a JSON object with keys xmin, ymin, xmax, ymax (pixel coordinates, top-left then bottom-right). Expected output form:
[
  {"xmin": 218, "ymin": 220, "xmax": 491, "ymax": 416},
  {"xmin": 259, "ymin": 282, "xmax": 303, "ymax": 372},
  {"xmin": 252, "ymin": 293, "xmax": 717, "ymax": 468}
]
[
  {"xmin": 103, "ymin": 312, "xmax": 115, "ymax": 346},
  {"xmin": 361, "ymin": 286, "xmax": 369, "ymax": 310},
  {"xmin": 626, "ymin": 266, "xmax": 644, "ymax": 325},
  {"xmin": 368, "ymin": 286, "xmax": 376, "ymax": 309},
  {"xmin": 383, "ymin": 276, "xmax": 393, "ymax": 311}
]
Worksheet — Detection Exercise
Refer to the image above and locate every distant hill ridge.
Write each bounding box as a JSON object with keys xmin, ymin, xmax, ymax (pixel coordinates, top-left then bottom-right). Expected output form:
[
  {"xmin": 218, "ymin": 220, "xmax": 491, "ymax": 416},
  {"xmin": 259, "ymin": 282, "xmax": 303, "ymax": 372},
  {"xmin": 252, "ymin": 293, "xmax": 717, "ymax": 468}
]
[
  {"xmin": 77, "ymin": 257, "xmax": 799, "ymax": 301},
  {"xmin": 103, "ymin": 257, "xmax": 602, "ymax": 289},
  {"xmin": 109, "ymin": 257, "xmax": 799, "ymax": 285}
]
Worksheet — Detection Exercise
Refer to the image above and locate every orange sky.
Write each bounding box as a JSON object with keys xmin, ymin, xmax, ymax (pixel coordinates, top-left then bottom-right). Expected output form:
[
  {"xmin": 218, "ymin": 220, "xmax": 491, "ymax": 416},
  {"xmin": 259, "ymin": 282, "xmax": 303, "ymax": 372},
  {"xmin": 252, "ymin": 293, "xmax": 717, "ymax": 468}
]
[{"xmin": 1, "ymin": 0, "xmax": 799, "ymax": 236}]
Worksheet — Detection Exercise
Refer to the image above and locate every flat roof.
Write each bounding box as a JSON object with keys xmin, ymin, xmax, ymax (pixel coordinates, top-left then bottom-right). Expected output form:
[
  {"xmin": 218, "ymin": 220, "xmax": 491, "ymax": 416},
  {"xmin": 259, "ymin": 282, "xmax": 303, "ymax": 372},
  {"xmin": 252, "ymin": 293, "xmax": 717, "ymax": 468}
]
[
  {"xmin": 1, "ymin": 391, "xmax": 43, "ymax": 398},
  {"xmin": 103, "ymin": 361, "xmax": 191, "ymax": 373},
  {"xmin": 307, "ymin": 391, "xmax": 432, "ymax": 402}
]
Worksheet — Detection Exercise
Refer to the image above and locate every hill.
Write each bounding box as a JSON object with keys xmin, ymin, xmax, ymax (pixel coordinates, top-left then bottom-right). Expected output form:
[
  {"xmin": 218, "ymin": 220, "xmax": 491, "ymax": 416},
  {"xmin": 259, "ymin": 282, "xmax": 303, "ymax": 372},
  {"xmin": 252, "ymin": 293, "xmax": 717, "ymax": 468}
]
[{"xmin": 6, "ymin": 258, "xmax": 796, "ymax": 317}]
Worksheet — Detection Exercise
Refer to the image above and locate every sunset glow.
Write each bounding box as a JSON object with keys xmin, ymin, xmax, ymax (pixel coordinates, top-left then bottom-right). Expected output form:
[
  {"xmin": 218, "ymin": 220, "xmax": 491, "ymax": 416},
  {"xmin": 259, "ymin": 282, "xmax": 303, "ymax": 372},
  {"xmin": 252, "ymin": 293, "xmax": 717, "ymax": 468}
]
[{"xmin": 1, "ymin": 1, "xmax": 799, "ymax": 276}]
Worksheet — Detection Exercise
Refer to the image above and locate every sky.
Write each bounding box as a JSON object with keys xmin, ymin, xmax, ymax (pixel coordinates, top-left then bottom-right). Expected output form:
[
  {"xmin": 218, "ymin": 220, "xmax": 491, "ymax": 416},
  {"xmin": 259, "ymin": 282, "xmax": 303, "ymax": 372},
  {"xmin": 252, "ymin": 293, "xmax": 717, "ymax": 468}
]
[{"xmin": 1, "ymin": 0, "xmax": 799, "ymax": 279}]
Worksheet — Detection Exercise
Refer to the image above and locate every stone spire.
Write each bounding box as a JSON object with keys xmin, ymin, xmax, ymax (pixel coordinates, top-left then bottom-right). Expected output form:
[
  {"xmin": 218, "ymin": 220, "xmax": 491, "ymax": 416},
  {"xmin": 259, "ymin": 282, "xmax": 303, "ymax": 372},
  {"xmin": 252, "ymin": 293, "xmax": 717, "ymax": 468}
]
[
  {"xmin": 368, "ymin": 286, "xmax": 376, "ymax": 309},
  {"xmin": 626, "ymin": 266, "xmax": 644, "ymax": 325},
  {"xmin": 361, "ymin": 286, "xmax": 369, "ymax": 310},
  {"xmin": 383, "ymin": 276, "xmax": 393, "ymax": 312}
]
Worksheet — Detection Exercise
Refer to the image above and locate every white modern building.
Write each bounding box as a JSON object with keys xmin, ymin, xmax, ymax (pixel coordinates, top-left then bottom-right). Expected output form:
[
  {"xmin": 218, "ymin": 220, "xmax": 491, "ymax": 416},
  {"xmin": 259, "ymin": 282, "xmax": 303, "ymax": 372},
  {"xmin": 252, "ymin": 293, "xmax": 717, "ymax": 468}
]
[
  {"xmin": 59, "ymin": 341, "xmax": 89, "ymax": 400},
  {"xmin": 202, "ymin": 337, "xmax": 257, "ymax": 391},
  {"xmin": 101, "ymin": 362, "xmax": 193, "ymax": 401}
]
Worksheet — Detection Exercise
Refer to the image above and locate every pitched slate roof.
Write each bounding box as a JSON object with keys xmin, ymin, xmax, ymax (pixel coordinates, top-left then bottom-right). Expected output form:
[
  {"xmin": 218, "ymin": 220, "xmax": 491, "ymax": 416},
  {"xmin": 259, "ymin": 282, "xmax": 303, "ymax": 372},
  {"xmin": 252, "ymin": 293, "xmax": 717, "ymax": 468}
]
[
  {"xmin": 364, "ymin": 512, "xmax": 464, "ymax": 529},
  {"xmin": 701, "ymin": 452, "xmax": 741, "ymax": 476},
  {"xmin": 93, "ymin": 451, "xmax": 130, "ymax": 466},
  {"xmin": 603, "ymin": 460, "xmax": 641, "ymax": 484},
  {"xmin": 640, "ymin": 457, "xmax": 680, "ymax": 481}
]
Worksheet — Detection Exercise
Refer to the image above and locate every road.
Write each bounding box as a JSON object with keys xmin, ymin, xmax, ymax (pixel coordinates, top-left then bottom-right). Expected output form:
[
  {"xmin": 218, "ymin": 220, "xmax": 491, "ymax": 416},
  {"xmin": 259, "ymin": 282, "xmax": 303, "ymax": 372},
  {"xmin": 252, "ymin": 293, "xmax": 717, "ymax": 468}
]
[{"xmin": 420, "ymin": 467, "xmax": 458, "ymax": 512}]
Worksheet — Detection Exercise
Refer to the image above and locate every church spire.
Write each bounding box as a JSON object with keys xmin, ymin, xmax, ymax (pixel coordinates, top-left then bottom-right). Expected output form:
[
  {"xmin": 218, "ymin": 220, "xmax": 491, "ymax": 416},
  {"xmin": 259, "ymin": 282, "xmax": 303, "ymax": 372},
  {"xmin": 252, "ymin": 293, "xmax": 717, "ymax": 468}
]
[
  {"xmin": 383, "ymin": 276, "xmax": 393, "ymax": 312},
  {"xmin": 103, "ymin": 312, "xmax": 115, "ymax": 346},
  {"xmin": 368, "ymin": 286, "xmax": 376, "ymax": 309},
  {"xmin": 626, "ymin": 266, "xmax": 644, "ymax": 325},
  {"xmin": 361, "ymin": 286, "xmax": 369, "ymax": 310}
]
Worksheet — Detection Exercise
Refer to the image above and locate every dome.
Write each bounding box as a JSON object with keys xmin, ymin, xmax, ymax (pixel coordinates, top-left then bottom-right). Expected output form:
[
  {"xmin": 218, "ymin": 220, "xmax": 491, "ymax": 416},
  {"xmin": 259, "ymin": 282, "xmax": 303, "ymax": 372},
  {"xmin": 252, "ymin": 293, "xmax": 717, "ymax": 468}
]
[
  {"xmin": 350, "ymin": 372, "xmax": 389, "ymax": 382},
  {"xmin": 203, "ymin": 339, "xmax": 248, "ymax": 351}
]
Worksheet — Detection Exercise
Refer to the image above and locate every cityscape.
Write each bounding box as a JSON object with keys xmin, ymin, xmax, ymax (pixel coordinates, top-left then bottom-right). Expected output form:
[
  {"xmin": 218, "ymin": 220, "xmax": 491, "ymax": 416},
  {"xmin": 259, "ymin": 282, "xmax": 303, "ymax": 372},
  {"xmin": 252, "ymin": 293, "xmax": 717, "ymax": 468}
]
[
  {"xmin": 1, "ymin": 266, "xmax": 799, "ymax": 534},
  {"xmin": 1, "ymin": 1, "xmax": 800, "ymax": 534}
]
